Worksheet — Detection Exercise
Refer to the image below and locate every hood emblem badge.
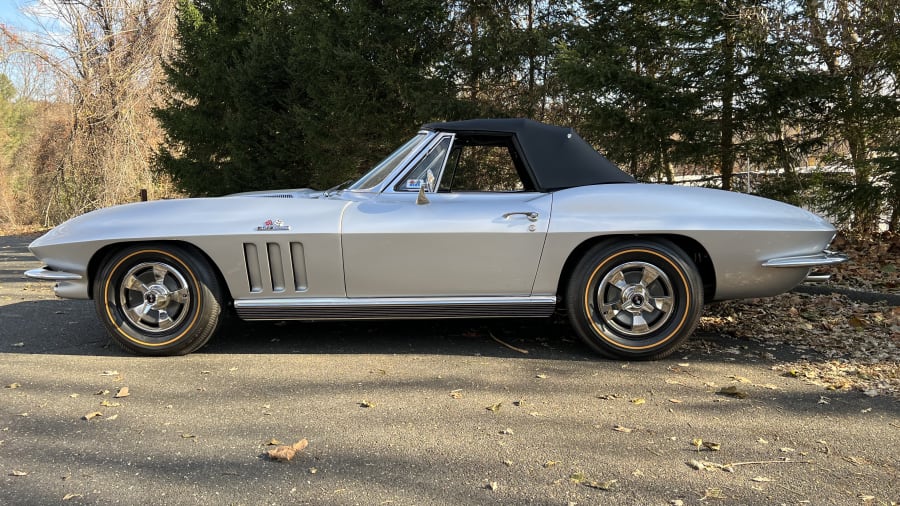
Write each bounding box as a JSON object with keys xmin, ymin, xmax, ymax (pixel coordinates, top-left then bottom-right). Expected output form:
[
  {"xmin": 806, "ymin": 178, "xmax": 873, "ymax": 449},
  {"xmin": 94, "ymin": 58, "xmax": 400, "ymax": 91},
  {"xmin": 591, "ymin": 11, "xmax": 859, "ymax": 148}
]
[{"xmin": 256, "ymin": 219, "xmax": 291, "ymax": 231}]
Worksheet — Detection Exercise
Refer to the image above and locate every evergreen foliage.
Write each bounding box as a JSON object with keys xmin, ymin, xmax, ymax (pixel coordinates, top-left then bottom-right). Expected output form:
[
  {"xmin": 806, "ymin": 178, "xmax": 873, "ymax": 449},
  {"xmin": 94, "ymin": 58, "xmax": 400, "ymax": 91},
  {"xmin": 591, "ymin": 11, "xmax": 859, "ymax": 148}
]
[{"xmin": 150, "ymin": 0, "xmax": 899, "ymax": 230}]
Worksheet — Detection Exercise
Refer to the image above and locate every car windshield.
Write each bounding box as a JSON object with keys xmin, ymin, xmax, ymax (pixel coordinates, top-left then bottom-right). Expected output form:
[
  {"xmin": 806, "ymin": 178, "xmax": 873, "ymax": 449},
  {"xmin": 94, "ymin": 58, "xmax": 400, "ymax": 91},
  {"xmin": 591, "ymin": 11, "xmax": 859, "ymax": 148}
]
[{"xmin": 348, "ymin": 133, "xmax": 430, "ymax": 191}]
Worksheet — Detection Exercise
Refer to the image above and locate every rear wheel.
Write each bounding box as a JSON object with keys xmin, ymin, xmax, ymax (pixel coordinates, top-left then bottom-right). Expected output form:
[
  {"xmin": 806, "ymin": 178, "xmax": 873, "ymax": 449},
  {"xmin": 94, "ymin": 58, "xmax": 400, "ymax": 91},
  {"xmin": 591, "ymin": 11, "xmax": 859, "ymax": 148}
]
[
  {"xmin": 94, "ymin": 244, "xmax": 224, "ymax": 356},
  {"xmin": 566, "ymin": 239, "xmax": 703, "ymax": 360}
]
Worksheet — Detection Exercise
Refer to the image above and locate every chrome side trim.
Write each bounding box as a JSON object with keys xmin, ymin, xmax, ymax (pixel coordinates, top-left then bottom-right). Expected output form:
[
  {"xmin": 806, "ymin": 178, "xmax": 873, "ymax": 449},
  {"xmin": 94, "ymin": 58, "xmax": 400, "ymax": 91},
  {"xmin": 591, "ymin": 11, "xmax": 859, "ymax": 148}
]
[
  {"xmin": 234, "ymin": 296, "xmax": 557, "ymax": 320},
  {"xmin": 761, "ymin": 250, "xmax": 848, "ymax": 268},
  {"xmin": 24, "ymin": 267, "xmax": 82, "ymax": 281}
]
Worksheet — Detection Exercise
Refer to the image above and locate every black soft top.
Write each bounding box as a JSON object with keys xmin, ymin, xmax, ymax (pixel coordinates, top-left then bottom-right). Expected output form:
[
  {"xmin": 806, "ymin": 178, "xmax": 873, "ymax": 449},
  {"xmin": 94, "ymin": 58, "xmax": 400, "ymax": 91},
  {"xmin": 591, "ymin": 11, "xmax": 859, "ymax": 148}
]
[{"xmin": 422, "ymin": 118, "xmax": 635, "ymax": 191}]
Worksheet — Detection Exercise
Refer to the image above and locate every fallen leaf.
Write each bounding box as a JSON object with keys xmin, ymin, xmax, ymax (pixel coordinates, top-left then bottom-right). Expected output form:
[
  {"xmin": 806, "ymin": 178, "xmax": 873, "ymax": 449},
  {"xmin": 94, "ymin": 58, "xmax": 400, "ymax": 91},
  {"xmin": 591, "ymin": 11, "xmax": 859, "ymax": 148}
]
[
  {"xmin": 780, "ymin": 447, "xmax": 795, "ymax": 453},
  {"xmin": 114, "ymin": 387, "xmax": 130, "ymax": 398},
  {"xmin": 691, "ymin": 438, "xmax": 703, "ymax": 451},
  {"xmin": 94, "ymin": 390, "xmax": 110, "ymax": 396},
  {"xmin": 181, "ymin": 433, "xmax": 196, "ymax": 438},
  {"xmin": 584, "ymin": 479, "xmax": 617, "ymax": 490},
  {"xmin": 359, "ymin": 400, "xmax": 376, "ymax": 408},
  {"xmin": 499, "ymin": 428, "xmax": 514, "ymax": 435},
  {"xmin": 703, "ymin": 441, "xmax": 722, "ymax": 451},
  {"xmin": 267, "ymin": 438, "xmax": 283, "ymax": 446},
  {"xmin": 701, "ymin": 488, "xmax": 726, "ymax": 500},
  {"xmin": 62, "ymin": 493, "xmax": 82, "ymax": 500},
  {"xmin": 568, "ymin": 472, "xmax": 587, "ymax": 483},
  {"xmin": 308, "ymin": 467, "xmax": 318, "ymax": 474},
  {"xmin": 688, "ymin": 459, "xmax": 706, "ymax": 470},
  {"xmin": 99, "ymin": 370, "xmax": 119, "ymax": 376},
  {"xmin": 10, "ymin": 470, "xmax": 28, "ymax": 476},
  {"xmin": 750, "ymin": 476, "xmax": 773, "ymax": 482},
  {"xmin": 5, "ymin": 383, "xmax": 20, "ymax": 389},
  {"xmin": 266, "ymin": 439, "xmax": 308, "ymax": 462},
  {"xmin": 486, "ymin": 402, "xmax": 502, "ymax": 412},
  {"xmin": 612, "ymin": 425, "xmax": 633, "ymax": 433},
  {"xmin": 99, "ymin": 400, "xmax": 120, "ymax": 407},
  {"xmin": 717, "ymin": 386, "xmax": 748, "ymax": 399},
  {"xmin": 597, "ymin": 394, "xmax": 620, "ymax": 400},
  {"xmin": 82, "ymin": 411, "xmax": 102, "ymax": 421},
  {"xmin": 669, "ymin": 398, "xmax": 683, "ymax": 404},
  {"xmin": 844, "ymin": 456, "xmax": 868, "ymax": 465},
  {"xmin": 535, "ymin": 374, "xmax": 548, "ymax": 379},
  {"xmin": 449, "ymin": 389, "xmax": 463, "ymax": 399},
  {"xmin": 106, "ymin": 414, "xmax": 118, "ymax": 421},
  {"xmin": 631, "ymin": 397, "xmax": 646, "ymax": 405},
  {"xmin": 543, "ymin": 460, "xmax": 559, "ymax": 468}
]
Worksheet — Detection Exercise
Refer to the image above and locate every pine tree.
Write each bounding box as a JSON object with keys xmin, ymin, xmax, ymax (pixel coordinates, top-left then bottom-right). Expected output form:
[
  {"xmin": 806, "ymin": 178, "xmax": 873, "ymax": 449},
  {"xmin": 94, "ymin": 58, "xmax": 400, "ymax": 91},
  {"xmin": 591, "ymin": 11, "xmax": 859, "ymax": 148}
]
[{"xmin": 156, "ymin": 0, "xmax": 457, "ymax": 196}]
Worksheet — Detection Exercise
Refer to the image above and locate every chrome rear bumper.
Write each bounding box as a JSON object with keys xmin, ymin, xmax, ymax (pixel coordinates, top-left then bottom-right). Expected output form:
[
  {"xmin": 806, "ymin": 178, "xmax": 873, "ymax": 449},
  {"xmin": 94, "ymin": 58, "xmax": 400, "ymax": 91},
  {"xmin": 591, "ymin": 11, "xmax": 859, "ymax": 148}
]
[
  {"xmin": 761, "ymin": 250, "xmax": 848, "ymax": 268},
  {"xmin": 761, "ymin": 250, "xmax": 848, "ymax": 283}
]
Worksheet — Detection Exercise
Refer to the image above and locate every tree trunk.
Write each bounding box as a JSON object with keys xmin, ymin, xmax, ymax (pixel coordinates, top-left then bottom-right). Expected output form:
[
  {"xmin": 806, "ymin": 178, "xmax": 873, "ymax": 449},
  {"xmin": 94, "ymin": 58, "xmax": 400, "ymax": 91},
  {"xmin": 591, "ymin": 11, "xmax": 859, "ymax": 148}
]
[{"xmin": 719, "ymin": 6, "xmax": 736, "ymax": 191}]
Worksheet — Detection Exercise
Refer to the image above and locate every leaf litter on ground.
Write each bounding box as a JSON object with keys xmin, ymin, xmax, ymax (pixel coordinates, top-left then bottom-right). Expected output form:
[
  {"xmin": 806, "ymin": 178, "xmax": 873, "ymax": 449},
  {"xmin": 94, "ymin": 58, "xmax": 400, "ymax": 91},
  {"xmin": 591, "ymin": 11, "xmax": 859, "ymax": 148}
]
[
  {"xmin": 703, "ymin": 297, "xmax": 899, "ymax": 397},
  {"xmin": 699, "ymin": 239, "xmax": 899, "ymax": 398}
]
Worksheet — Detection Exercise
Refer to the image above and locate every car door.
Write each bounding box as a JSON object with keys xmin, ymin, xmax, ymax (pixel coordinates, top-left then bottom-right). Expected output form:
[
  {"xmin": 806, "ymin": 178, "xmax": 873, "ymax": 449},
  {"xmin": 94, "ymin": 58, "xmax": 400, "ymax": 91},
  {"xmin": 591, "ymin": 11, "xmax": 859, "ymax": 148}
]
[{"xmin": 341, "ymin": 134, "xmax": 551, "ymax": 297}]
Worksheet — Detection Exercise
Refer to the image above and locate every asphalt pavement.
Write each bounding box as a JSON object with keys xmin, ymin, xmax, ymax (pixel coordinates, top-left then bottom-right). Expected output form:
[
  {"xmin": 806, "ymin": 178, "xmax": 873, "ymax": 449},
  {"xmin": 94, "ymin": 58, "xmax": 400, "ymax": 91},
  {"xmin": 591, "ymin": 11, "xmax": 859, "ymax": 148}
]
[{"xmin": 1, "ymin": 233, "xmax": 898, "ymax": 505}]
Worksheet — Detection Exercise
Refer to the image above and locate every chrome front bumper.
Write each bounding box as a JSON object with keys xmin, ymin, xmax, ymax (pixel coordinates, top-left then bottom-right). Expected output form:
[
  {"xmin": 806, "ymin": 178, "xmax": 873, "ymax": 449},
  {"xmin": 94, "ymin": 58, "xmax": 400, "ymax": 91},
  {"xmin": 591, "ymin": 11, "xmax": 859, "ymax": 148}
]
[
  {"xmin": 24, "ymin": 267, "xmax": 90, "ymax": 299},
  {"xmin": 25, "ymin": 267, "xmax": 83, "ymax": 281}
]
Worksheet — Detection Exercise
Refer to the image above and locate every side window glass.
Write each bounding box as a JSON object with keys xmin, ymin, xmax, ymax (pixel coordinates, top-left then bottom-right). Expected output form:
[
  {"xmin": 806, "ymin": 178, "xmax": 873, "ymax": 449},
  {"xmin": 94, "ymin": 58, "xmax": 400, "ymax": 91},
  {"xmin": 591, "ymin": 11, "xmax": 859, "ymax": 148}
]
[
  {"xmin": 444, "ymin": 144, "xmax": 525, "ymax": 192},
  {"xmin": 395, "ymin": 137, "xmax": 452, "ymax": 192}
]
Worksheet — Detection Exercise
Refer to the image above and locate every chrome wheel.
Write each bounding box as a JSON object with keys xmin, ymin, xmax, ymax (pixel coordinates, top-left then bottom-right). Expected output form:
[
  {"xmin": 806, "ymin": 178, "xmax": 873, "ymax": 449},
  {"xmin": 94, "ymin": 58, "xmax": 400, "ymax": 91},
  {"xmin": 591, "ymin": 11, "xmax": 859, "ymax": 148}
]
[
  {"xmin": 596, "ymin": 261, "xmax": 674, "ymax": 337},
  {"xmin": 95, "ymin": 245, "xmax": 224, "ymax": 356},
  {"xmin": 566, "ymin": 239, "xmax": 704, "ymax": 360},
  {"xmin": 119, "ymin": 262, "xmax": 191, "ymax": 333}
]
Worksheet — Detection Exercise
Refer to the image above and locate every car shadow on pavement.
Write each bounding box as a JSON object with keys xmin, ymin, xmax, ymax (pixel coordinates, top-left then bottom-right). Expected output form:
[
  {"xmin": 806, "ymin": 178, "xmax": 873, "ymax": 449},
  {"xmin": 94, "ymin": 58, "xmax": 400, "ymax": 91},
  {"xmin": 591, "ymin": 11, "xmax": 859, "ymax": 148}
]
[
  {"xmin": 0, "ymin": 296, "xmax": 814, "ymax": 368},
  {"xmin": 204, "ymin": 316, "xmax": 594, "ymax": 360}
]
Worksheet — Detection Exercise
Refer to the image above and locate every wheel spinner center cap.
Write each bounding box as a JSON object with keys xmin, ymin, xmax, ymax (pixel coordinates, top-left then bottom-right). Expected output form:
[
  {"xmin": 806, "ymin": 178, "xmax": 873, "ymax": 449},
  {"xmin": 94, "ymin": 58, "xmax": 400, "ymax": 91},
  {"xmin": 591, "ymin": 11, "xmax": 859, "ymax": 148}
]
[
  {"xmin": 621, "ymin": 285, "xmax": 650, "ymax": 311},
  {"xmin": 145, "ymin": 285, "xmax": 170, "ymax": 308}
]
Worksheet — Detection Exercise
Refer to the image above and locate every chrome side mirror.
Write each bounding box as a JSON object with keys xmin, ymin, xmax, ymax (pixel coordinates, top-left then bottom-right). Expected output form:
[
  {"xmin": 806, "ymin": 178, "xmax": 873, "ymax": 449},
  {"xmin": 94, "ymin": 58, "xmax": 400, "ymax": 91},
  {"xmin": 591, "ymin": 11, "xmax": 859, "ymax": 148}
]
[
  {"xmin": 416, "ymin": 184, "xmax": 429, "ymax": 205},
  {"xmin": 416, "ymin": 169, "xmax": 436, "ymax": 205}
]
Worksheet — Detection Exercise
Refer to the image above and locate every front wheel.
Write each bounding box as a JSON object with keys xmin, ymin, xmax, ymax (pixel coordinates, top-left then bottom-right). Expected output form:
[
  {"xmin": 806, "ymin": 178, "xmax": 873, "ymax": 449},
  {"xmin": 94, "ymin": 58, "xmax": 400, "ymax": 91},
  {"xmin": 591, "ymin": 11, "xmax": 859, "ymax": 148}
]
[
  {"xmin": 94, "ymin": 244, "xmax": 224, "ymax": 356},
  {"xmin": 566, "ymin": 239, "xmax": 703, "ymax": 360}
]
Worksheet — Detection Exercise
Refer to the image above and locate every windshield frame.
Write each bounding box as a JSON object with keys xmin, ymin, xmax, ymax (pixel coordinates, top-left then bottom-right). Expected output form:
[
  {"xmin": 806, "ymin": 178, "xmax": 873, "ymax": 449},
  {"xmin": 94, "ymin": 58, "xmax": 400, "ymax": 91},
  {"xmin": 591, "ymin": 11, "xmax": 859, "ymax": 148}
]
[{"xmin": 347, "ymin": 131, "xmax": 434, "ymax": 192}]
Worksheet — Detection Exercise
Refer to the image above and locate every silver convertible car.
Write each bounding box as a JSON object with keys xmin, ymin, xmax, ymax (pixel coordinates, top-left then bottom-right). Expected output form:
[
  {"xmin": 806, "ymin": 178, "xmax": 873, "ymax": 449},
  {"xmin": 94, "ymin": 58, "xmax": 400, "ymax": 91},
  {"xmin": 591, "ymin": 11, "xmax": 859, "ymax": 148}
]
[{"xmin": 26, "ymin": 119, "xmax": 846, "ymax": 359}]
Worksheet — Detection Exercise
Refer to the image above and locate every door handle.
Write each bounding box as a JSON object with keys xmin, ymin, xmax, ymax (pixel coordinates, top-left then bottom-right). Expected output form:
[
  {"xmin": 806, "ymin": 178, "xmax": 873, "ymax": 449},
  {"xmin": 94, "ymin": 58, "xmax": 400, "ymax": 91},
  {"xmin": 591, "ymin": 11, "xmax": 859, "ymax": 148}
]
[{"xmin": 502, "ymin": 211, "xmax": 539, "ymax": 222}]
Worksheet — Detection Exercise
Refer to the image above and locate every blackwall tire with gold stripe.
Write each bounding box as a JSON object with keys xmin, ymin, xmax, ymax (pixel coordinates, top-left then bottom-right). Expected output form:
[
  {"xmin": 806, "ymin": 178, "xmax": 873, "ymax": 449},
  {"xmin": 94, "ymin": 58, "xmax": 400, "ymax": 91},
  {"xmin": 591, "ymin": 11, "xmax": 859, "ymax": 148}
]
[
  {"xmin": 93, "ymin": 244, "xmax": 224, "ymax": 356},
  {"xmin": 566, "ymin": 239, "xmax": 703, "ymax": 360}
]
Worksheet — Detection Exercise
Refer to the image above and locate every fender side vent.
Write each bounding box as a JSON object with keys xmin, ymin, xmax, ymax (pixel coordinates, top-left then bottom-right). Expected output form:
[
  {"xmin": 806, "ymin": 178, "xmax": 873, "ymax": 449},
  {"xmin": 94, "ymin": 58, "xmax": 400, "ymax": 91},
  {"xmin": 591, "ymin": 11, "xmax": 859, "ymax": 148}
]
[
  {"xmin": 244, "ymin": 242, "xmax": 308, "ymax": 294},
  {"xmin": 243, "ymin": 243, "xmax": 263, "ymax": 293}
]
